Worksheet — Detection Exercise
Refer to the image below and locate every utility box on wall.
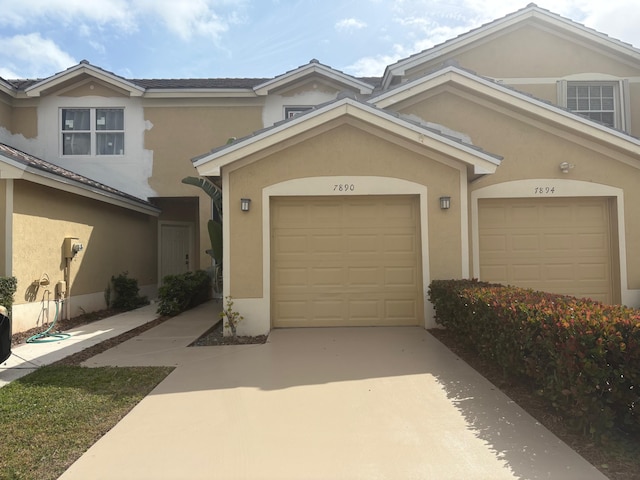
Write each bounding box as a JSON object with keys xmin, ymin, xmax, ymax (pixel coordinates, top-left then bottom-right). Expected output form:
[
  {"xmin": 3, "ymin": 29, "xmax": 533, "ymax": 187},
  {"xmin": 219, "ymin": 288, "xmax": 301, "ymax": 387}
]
[{"xmin": 63, "ymin": 237, "xmax": 83, "ymax": 259}]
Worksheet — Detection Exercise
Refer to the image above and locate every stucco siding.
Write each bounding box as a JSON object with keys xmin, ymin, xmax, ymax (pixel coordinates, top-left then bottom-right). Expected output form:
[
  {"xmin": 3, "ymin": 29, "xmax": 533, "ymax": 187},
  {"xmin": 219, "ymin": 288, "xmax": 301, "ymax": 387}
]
[
  {"xmin": 12, "ymin": 181, "xmax": 157, "ymax": 324},
  {"xmin": 396, "ymin": 89, "xmax": 640, "ymax": 303},
  {"xmin": 405, "ymin": 24, "xmax": 640, "ymax": 81},
  {"xmin": 227, "ymin": 120, "xmax": 463, "ymax": 299}
]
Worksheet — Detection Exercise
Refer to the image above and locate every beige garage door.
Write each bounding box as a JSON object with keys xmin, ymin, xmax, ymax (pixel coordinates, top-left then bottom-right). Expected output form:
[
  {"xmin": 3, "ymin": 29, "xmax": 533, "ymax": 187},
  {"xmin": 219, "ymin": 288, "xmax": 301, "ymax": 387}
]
[
  {"xmin": 271, "ymin": 195, "xmax": 423, "ymax": 327},
  {"xmin": 479, "ymin": 197, "xmax": 615, "ymax": 303}
]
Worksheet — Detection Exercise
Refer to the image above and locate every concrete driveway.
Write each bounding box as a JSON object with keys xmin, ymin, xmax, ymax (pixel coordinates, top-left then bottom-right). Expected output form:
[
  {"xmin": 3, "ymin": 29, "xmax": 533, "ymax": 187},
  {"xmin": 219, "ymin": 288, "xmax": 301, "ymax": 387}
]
[{"xmin": 60, "ymin": 306, "xmax": 606, "ymax": 480}]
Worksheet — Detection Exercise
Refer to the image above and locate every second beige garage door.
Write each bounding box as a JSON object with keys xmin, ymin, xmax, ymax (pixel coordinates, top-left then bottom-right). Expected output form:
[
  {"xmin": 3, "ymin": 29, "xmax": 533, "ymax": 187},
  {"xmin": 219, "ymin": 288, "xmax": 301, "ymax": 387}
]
[
  {"xmin": 478, "ymin": 197, "xmax": 616, "ymax": 303},
  {"xmin": 271, "ymin": 195, "xmax": 423, "ymax": 327}
]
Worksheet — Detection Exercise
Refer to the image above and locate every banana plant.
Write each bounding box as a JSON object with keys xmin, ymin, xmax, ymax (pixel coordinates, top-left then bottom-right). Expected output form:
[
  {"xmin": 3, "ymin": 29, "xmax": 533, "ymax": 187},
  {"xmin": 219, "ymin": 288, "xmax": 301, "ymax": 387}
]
[{"xmin": 182, "ymin": 176, "xmax": 223, "ymax": 292}]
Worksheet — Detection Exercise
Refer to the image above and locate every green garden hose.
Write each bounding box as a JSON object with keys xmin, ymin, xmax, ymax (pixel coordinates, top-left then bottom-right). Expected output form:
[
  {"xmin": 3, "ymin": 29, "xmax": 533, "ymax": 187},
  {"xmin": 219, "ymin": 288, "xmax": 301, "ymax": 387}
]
[{"xmin": 27, "ymin": 300, "xmax": 71, "ymax": 343}]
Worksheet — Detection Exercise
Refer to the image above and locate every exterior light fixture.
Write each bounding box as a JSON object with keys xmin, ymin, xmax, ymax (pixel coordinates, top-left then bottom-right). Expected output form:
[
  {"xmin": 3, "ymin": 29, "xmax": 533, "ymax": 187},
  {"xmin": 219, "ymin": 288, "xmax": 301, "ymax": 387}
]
[
  {"xmin": 439, "ymin": 196, "xmax": 451, "ymax": 210},
  {"xmin": 240, "ymin": 198, "xmax": 251, "ymax": 212},
  {"xmin": 559, "ymin": 162, "xmax": 574, "ymax": 174}
]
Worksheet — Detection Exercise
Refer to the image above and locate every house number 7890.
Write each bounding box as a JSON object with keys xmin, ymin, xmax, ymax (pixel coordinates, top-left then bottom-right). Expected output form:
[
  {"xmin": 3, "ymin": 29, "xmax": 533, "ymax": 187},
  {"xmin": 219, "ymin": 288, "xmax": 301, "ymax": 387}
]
[{"xmin": 334, "ymin": 184, "xmax": 355, "ymax": 192}]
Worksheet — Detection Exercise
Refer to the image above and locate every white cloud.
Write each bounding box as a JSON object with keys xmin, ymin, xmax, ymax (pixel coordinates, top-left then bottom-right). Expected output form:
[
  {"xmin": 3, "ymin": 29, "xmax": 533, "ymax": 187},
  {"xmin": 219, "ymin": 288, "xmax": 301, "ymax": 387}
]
[
  {"xmin": 335, "ymin": 18, "xmax": 367, "ymax": 32},
  {"xmin": 0, "ymin": 0, "xmax": 136, "ymax": 31},
  {"xmin": 0, "ymin": 33, "xmax": 76, "ymax": 78}
]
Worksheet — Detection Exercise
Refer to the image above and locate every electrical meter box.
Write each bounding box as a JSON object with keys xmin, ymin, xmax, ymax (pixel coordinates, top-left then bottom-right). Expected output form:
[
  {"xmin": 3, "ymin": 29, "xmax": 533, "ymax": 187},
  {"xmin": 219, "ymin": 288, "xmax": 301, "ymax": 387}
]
[{"xmin": 63, "ymin": 237, "xmax": 83, "ymax": 258}]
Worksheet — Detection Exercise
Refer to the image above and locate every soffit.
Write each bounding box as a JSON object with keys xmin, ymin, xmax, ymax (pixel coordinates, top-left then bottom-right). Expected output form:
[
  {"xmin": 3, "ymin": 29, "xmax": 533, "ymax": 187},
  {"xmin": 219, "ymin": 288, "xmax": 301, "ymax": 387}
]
[
  {"xmin": 193, "ymin": 97, "xmax": 501, "ymax": 177},
  {"xmin": 254, "ymin": 60, "xmax": 375, "ymax": 96},
  {"xmin": 382, "ymin": 4, "xmax": 640, "ymax": 88},
  {"xmin": 371, "ymin": 66, "xmax": 640, "ymax": 163},
  {"xmin": 25, "ymin": 62, "xmax": 145, "ymax": 98}
]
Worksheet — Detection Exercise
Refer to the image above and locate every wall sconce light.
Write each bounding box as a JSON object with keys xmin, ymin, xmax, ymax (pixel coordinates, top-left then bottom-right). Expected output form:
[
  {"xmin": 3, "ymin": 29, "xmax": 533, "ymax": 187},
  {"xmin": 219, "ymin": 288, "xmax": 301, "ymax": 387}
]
[
  {"xmin": 439, "ymin": 196, "xmax": 451, "ymax": 210},
  {"xmin": 240, "ymin": 198, "xmax": 251, "ymax": 212},
  {"xmin": 559, "ymin": 162, "xmax": 575, "ymax": 174}
]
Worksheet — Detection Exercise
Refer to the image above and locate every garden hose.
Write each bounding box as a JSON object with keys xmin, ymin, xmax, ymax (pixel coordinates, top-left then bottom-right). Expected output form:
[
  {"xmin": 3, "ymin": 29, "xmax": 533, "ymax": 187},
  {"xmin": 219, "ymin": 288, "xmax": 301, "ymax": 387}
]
[{"xmin": 27, "ymin": 300, "xmax": 71, "ymax": 343}]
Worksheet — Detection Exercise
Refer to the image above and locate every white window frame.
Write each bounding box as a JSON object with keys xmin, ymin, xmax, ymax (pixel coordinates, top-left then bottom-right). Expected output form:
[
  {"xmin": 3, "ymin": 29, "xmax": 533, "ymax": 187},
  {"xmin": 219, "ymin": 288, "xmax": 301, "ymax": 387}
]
[
  {"xmin": 60, "ymin": 107, "xmax": 125, "ymax": 156},
  {"xmin": 558, "ymin": 79, "xmax": 631, "ymax": 132},
  {"xmin": 284, "ymin": 106, "xmax": 313, "ymax": 119}
]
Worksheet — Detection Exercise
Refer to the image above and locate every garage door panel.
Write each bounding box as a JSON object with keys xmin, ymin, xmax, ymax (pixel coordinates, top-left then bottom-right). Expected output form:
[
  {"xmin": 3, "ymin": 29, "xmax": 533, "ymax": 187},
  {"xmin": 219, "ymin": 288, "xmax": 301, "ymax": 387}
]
[
  {"xmin": 347, "ymin": 234, "xmax": 379, "ymax": 253},
  {"xmin": 272, "ymin": 195, "xmax": 422, "ymax": 327},
  {"xmin": 348, "ymin": 267, "xmax": 381, "ymax": 287},
  {"xmin": 275, "ymin": 267, "xmax": 308, "ymax": 287},
  {"xmin": 512, "ymin": 234, "xmax": 540, "ymax": 252},
  {"xmin": 385, "ymin": 266, "xmax": 417, "ymax": 287},
  {"xmin": 512, "ymin": 264, "xmax": 542, "ymax": 282},
  {"xmin": 479, "ymin": 197, "xmax": 613, "ymax": 303}
]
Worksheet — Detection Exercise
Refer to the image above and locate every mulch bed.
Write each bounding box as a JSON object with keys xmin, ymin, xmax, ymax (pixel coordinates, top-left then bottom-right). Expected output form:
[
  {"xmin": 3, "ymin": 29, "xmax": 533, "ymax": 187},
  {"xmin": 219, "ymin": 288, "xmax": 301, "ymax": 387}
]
[{"xmin": 189, "ymin": 320, "xmax": 268, "ymax": 346}]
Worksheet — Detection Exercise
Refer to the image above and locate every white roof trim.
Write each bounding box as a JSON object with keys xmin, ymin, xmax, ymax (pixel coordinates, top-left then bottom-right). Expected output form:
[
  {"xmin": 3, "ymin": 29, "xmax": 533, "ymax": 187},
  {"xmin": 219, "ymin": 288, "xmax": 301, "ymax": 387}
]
[
  {"xmin": 194, "ymin": 97, "xmax": 500, "ymax": 176},
  {"xmin": 0, "ymin": 154, "xmax": 159, "ymax": 216},
  {"xmin": 0, "ymin": 79, "xmax": 15, "ymax": 97},
  {"xmin": 372, "ymin": 65, "xmax": 640, "ymax": 163},
  {"xmin": 25, "ymin": 62, "xmax": 145, "ymax": 97},
  {"xmin": 254, "ymin": 61, "xmax": 374, "ymax": 95},
  {"xmin": 382, "ymin": 5, "xmax": 640, "ymax": 89}
]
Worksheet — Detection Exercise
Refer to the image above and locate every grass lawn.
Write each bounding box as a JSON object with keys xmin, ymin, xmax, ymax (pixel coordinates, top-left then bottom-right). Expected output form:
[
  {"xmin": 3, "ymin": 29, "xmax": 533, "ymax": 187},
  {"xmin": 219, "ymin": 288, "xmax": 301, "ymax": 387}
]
[{"xmin": 0, "ymin": 365, "xmax": 173, "ymax": 480}]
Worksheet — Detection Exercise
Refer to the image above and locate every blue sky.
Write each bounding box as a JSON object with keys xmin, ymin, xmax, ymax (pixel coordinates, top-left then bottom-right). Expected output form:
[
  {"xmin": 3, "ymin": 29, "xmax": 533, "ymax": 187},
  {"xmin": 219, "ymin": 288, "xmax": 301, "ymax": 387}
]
[{"xmin": 1, "ymin": 0, "xmax": 639, "ymax": 81}]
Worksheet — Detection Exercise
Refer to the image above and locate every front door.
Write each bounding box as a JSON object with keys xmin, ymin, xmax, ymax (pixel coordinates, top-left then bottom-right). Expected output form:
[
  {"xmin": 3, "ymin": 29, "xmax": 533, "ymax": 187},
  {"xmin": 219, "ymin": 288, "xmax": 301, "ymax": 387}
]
[{"xmin": 159, "ymin": 223, "xmax": 192, "ymax": 282}]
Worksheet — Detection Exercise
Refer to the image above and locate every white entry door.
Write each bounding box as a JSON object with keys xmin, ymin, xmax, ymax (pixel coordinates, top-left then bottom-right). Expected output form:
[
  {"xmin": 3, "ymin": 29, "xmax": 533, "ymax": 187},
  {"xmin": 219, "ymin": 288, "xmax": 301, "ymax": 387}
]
[{"xmin": 159, "ymin": 223, "xmax": 193, "ymax": 282}]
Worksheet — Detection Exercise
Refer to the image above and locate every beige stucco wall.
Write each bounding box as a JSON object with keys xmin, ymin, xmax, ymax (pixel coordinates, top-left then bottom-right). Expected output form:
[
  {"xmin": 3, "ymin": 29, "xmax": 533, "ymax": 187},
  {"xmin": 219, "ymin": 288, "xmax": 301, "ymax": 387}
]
[
  {"xmin": 12, "ymin": 181, "xmax": 157, "ymax": 322},
  {"xmin": 0, "ymin": 97, "xmax": 11, "ymax": 131},
  {"xmin": 144, "ymin": 103, "xmax": 263, "ymax": 269},
  {"xmin": 406, "ymin": 24, "xmax": 640, "ymax": 81},
  {"xmin": 0, "ymin": 180, "xmax": 6, "ymax": 276},
  {"xmin": 393, "ymin": 87, "xmax": 640, "ymax": 298},
  {"xmin": 11, "ymin": 107, "xmax": 38, "ymax": 139},
  {"xmin": 226, "ymin": 119, "xmax": 463, "ymax": 298}
]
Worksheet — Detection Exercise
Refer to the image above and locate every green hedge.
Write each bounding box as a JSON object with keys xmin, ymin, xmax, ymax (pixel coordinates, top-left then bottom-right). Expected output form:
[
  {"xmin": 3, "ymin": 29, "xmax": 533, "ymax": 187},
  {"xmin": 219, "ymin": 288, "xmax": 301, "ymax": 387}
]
[
  {"xmin": 0, "ymin": 276, "xmax": 17, "ymax": 317},
  {"xmin": 157, "ymin": 270, "xmax": 212, "ymax": 317},
  {"xmin": 428, "ymin": 279, "xmax": 640, "ymax": 438}
]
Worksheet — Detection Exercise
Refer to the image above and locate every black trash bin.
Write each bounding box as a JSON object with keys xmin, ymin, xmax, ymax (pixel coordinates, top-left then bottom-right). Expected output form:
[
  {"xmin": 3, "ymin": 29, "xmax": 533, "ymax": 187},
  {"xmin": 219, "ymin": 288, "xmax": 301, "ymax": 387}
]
[{"xmin": 0, "ymin": 311, "xmax": 10, "ymax": 364}]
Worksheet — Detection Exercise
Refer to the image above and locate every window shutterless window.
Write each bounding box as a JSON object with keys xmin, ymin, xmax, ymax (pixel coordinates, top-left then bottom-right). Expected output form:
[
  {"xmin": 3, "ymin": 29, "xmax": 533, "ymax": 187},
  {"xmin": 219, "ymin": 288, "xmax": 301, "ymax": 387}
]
[
  {"xmin": 61, "ymin": 108, "xmax": 124, "ymax": 156},
  {"xmin": 284, "ymin": 106, "xmax": 313, "ymax": 119},
  {"xmin": 558, "ymin": 80, "xmax": 630, "ymax": 131}
]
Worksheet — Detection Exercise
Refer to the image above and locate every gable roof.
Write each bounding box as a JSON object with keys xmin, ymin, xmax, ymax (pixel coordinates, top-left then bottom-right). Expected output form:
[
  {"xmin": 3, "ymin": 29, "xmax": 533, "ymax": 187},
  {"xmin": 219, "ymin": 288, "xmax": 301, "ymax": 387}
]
[
  {"xmin": 193, "ymin": 95, "xmax": 502, "ymax": 177},
  {"xmin": 381, "ymin": 3, "xmax": 640, "ymax": 89},
  {"xmin": 24, "ymin": 60, "xmax": 146, "ymax": 97},
  {"xmin": 253, "ymin": 59, "xmax": 375, "ymax": 96},
  {"xmin": 0, "ymin": 143, "xmax": 160, "ymax": 216},
  {"xmin": 372, "ymin": 65, "xmax": 640, "ymax": 166}
]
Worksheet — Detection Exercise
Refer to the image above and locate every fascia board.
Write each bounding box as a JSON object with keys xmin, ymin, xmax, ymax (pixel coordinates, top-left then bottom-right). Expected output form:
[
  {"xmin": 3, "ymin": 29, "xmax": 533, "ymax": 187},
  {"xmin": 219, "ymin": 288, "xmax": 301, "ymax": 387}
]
[
  {"xmin": 382, "ymin": 7, "xmax": 640, "ymax": 88},
  {"xmin": 375, "ymin": 67, "xmax": 640, "ymax": 161},
  {"xmin": 195, "ymin": 98, "xmax": 499, "ymax": 176},
  {"xmin": 0, "ymin": 154, "xmax": 159, "ymax": 216},
  {"xmin": 25, "ymin": 64, "xmax": 145, "ymax": 97},
  {"xmin": 0, "ymin": 81, "xmax": 15, "ymax": 97},
  {"xmin": 254, "ymin": 64, "xmax": 373, "ymax": 95},
  {"xmin": 142, "ymin": 88, "xmax": 257, "ymax": 99}
]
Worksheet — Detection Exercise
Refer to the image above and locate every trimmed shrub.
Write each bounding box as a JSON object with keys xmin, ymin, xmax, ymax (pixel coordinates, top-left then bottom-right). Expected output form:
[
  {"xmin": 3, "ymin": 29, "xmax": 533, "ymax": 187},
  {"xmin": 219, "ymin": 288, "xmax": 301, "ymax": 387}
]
[
  {"xmin": 157, "ymin": 270, "xmax": 212, "ymax": 317},
  {"xmin": 110, "ymin": 272, "xmax": 149, "ymax": 311},
  {"xmin": 428, "ymin": 279, "xmax": 640, "ymax": 438},
  {"xmin": 0, "ymin": 276, "xmax": 17, "ymax": 317}
]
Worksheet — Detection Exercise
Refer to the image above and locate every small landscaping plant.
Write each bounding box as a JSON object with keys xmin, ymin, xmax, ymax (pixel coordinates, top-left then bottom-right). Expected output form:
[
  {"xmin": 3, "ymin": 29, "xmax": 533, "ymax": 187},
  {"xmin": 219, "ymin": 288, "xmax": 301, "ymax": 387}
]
[
  {"xmin": 428, "ymin": 279, "xmax": 640, "ymax": 440},
  {"xmin": 220, "ymin": 296, "xmax": 243, "ymax": 338},
  {"xmin": 0, "ymin": 276, "xmax": 17, "ymax": 317},
  {"xmin": 109, "ymin": 272, "xmax": 148, "ymax": 311},
  {"xmin": 157, "ymin": 270, "xmax": 212, "ymax": 317}
]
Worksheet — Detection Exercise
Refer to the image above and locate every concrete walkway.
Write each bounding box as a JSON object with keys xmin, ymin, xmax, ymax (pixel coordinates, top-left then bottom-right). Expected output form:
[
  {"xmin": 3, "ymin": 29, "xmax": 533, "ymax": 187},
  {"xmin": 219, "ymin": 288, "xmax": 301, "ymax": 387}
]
[
  {"xmin": 56, "ymin": 302, "xmax": 606, "ymax": 480},
  {"xmin": 0, "ymin": 303, "xmax": 161, "ymax": 388}
]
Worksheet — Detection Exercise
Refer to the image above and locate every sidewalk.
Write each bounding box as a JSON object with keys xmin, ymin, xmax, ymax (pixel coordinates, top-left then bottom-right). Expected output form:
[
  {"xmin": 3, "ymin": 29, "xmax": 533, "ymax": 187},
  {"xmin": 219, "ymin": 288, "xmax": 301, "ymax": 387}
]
[{"xmin": 0, "ymin": 303, "xmax": 161, "ymax": 388}]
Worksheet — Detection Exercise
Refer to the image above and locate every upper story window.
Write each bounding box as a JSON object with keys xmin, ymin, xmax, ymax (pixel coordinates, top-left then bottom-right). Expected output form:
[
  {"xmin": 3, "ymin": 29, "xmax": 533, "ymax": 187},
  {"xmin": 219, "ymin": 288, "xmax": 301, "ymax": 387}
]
[
  {"xmin": 559, "ymin": 80, "xmax": 630, "ymax": 132},
  {"xmin": 566, "ymin": 83, "xmax": 615, "ymax": 127},
  {"xmin": 61, "ymin": 108, "xmax": 124, "ymax": 156},
  {"xmin": 284, "ymin": 106, "xmax": 313, "ymax": 119}
]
